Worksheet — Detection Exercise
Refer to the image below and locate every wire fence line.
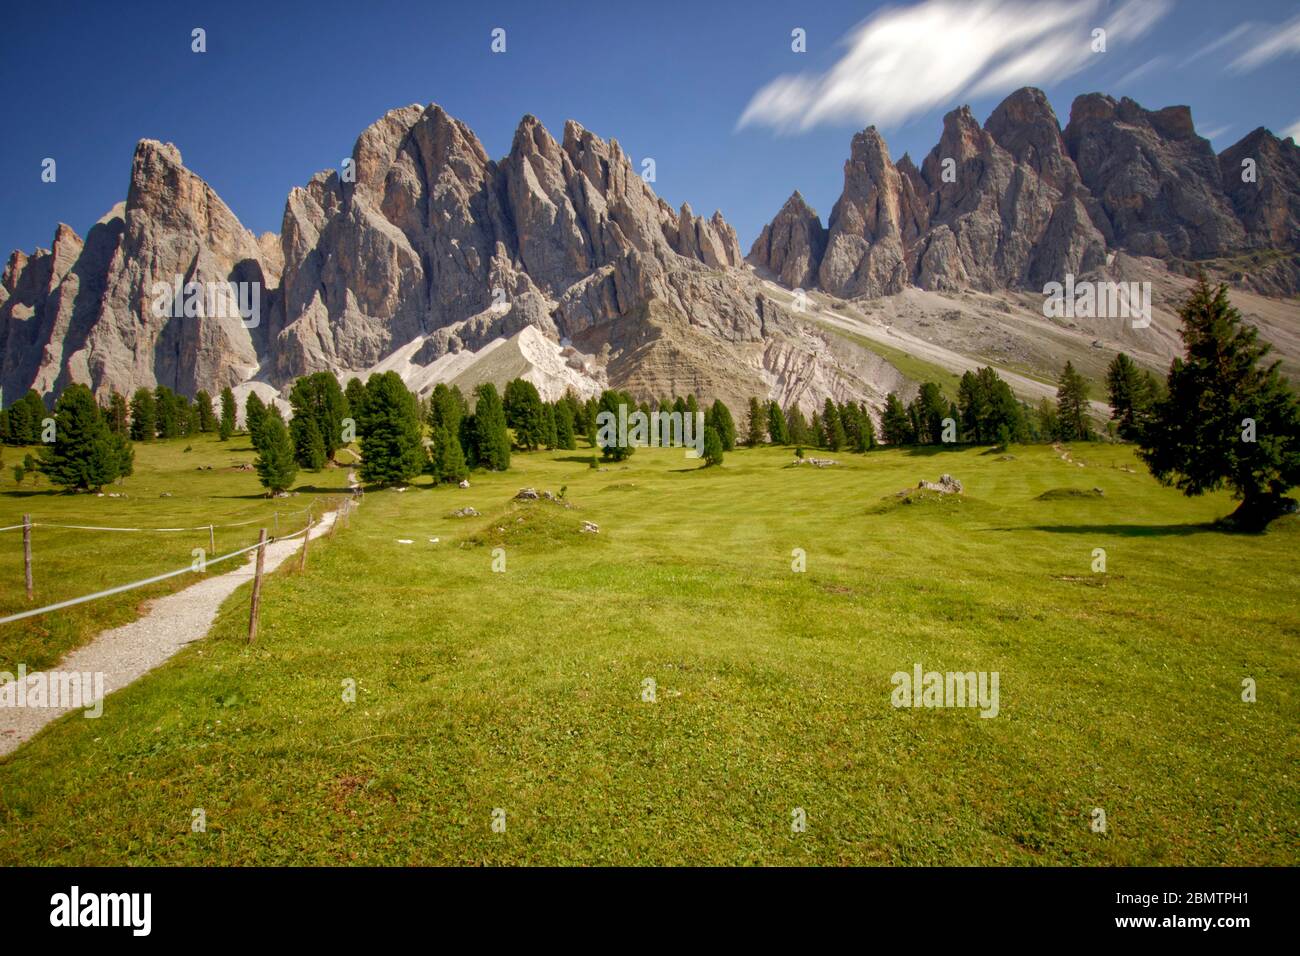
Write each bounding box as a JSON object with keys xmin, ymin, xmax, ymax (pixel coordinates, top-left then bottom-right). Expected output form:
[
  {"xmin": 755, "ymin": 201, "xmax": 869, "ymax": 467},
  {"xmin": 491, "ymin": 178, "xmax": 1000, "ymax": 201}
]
[
  {"xmin": 0, "ymin": 499, "xmax": 323, "ymax": 534},
  {"xmin": 0, "ymin": 516, "xmax": 325, "ymax": 626}
]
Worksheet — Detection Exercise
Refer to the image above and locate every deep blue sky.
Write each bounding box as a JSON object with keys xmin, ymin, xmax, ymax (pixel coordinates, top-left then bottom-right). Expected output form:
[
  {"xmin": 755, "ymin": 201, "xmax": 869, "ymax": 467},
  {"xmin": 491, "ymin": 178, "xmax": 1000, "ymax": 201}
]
[{"xmin": 3, "ymin": 0, "xmax": 1298, "ymax": 259}]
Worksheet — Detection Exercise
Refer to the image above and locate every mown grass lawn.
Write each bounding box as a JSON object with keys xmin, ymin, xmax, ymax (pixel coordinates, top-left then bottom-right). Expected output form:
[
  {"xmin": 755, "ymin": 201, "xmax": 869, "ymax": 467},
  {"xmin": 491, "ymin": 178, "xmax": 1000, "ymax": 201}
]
[{"xmin": 0, "ymin": 437, "xmax": 1296, "ymax": 865}]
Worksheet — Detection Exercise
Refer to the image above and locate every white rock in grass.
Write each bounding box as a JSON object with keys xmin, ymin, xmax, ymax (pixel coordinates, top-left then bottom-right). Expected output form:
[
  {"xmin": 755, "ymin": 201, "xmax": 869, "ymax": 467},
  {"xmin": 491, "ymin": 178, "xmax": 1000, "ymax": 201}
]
[{"xmin": 397, "ymin": 539, "xmax": 414, "ymax": 544}]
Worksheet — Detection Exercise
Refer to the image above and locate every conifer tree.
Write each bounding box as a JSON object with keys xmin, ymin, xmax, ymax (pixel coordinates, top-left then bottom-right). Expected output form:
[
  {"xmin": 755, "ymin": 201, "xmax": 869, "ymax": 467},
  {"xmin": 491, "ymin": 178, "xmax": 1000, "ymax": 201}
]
[
  {"xmin": 1055, "ymin": 361, "xmax": 1092, "ymax": 442},
  {"xmin": 745, "ymin": 397, "xmax": 766, "ymax": 446},
  {"xmin": 702, "ymin": 425, "xmax": 724, "ymax": 467},
  {"xmin": 707, "ymin": 399, "xmax": 737, "ymax": 451},
  {"xmin": 254, "ymin": 412, "xmax": 298, "ymax": 494},
  {"xmin": 766, "ymin": 401, "xmax": 788, "ymax": 445},
  {"xmin": 37, "ymin": 384, "xmax": 133, "ymax": 492},
  {"xmin": 470, "ymin": 382, "xmax": 512, "ymax": 471},
  {"xmin": 245, "ymin": 392, "xmax": 268, "ymax": 448},
  {"xmin": 129, "ymin": 388, "xmax": 156, "ymax": 441},
  {"xmin": 1139, "ymin": 277, "xmax": 1300, "ymax": 530},
  {"xmin": 359, "ymin": 372, "xmax": 425, "ymax": 485},
  {"xmin": 219, "ymin": 387, "xmax": 237, "ymax": 440},
  {"xmin": 195, "ymin": 390, "xmax": 216, "ymax": 432},
  {"xmin": 1106, "ymin": 352, "xmax": 1158, "ymax": 442}
]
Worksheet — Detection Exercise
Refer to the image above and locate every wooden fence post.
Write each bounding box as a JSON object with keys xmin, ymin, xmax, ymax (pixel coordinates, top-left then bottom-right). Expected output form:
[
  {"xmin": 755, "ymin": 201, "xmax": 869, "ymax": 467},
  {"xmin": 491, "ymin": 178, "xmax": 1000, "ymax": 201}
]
[
  {"xmin": 273, "ymin": 511, "xmax": 279, "ymax": 535},
  {"xmin": 299, "ymin": 511, "xmax": 311, "ymax": 571},
  {"xmin": 209, "ymin": 523, "xmax": 215, "ymax": 554},
  {"xmin": 248, "ymin": 528, "xmax": 268, "ymax": 644},
  {"xmin": 23, "ymin": 514, "xmax": 33, "ymax": 601}
]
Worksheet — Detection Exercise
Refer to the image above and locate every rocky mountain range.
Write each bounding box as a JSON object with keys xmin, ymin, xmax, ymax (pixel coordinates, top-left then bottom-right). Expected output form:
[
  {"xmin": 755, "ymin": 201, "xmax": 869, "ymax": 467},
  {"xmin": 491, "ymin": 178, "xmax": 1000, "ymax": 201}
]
[
  {"xmin": 3, "ymin": 87, "xmax": 1297, "ymax": 420},
  {"xmin": 749, "ymin": 88, "xmax": 1300, "ymax": 300}
]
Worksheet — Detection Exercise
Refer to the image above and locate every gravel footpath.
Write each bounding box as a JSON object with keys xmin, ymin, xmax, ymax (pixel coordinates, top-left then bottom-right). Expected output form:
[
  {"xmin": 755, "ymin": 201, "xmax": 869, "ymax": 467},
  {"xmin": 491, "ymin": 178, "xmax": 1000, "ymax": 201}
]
[{"xmin": 0, "ymin": 509, "xmax": 337, "ymax": 757}]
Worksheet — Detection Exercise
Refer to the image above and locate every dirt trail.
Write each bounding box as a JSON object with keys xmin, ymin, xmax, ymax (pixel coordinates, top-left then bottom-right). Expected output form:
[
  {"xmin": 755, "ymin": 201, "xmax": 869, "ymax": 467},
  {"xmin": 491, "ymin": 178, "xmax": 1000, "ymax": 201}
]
[{"xmin": 0, "ymin": 510, "xmax": 337, "ymax": 758}]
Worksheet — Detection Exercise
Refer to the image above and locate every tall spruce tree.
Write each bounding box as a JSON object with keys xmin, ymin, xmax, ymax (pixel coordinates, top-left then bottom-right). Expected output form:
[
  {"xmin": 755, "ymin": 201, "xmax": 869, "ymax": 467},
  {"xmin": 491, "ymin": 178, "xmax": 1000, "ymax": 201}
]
[
  {"xmin": 881, "ymin": 393, "xmax": 913, "ymax": 445},
  {"xmin": 1055, "ymin": 361, "xmax": 1092, "ymax": 442},
  {"xmin": 766, "ymin": 401, "xmax": 789, "ymax": 445},
  {"xmin": 37, "ymin": 384, "xmax": 133, "ymax": 492},
  {"xmin": 359, "ymin": 372, "xmax": 424, "ymax": 486},
  {"xmin": 745, "ymin": 397, "xmax": 766, "ymax": 446},
  {"xmin": 823, "ymin": 398, "xmax": 846, "ymax": 451},
  {"xmin": 1139, "ymin": 277, "xmax": 1300, "ymax": 530},
  {"xmin": 129, "ymin": 388, "xmax": 157, "ymax": 441},
  {"xmin": 195, "ymin": 390, "xmax": 216, "ymax": 432},
  {"xmin": 470, "ymin": 382, "xmax": 512, "ymax": 471},
  {"xmin": 245, "ymin": 392, "xmax": 268, "ymax": 448},
  {"xmin": 219, "ymin": 387, "xmax": 237, "ymax": 440},
  {"xmin": 1106, "ymin": 352, "xmax": 1157, "ymax": 442},
  {"xmin": 254, "ymin": 412, "xmax": 298, "ymax": 494},
  {"xmin": 706, "ymin": 399, "xmax": 736, "ymax": 451}
]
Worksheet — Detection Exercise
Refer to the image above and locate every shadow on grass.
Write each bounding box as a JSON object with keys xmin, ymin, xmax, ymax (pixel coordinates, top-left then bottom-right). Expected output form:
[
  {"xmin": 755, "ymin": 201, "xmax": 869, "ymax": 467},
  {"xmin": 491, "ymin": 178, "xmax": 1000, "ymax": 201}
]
[
  {"xmin": 900, "ymin": 444, "xmax": 985, "ymax": 457},
  {"xmin": 985, "ymin": 522, "xmax": 1219, "ymax": 537}
]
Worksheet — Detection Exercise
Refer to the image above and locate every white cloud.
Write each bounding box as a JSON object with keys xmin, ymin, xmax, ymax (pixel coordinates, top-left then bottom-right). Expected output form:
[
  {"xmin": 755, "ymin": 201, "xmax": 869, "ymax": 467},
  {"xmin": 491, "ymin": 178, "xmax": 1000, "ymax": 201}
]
[
  {"xmin": 1283, "ymin": 119, "xmax": 1300, "ymax": 143},
  {"xmin": 1114, "ymin": 55, "xmax": 1169, "ymax": 88},
  {"xmin": 737, "ymin": 0, "xmax": 1171, "ymax": 133},
  {"xmin": 1229, "ymin": 13, "xmax": 1300, "ymax": 71},
  {"xmin": 1198, "ymin": 124, "xmax": 1232, "ymax": 141},
  {"xmin": 1180, "ymin": 23, "xmax": 1252, "ymax": 67}
]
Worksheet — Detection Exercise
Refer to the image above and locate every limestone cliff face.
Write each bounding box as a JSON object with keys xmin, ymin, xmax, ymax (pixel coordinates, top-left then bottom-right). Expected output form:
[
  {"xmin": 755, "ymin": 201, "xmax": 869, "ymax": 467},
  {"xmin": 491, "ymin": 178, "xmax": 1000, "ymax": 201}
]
[
  {"xmin": 2, "ymin": 140, "xmax": 277, "ymax": 403},
  {"xmin": 747, "ymin": 191, "xmax": 827, "ymax": 290},
  {"xmin": 3, "ymin": 105, "xmax": 848, "ymax": 414},
  {"xmin": 7, "ymin": 87, "xmax": 1296, "ymax": 414},
  {"xmin": 1062, "ymin": 94, "xmax": 1246, "ymax": 259},
  {"xmin": 750, "ymin": 87, "xmax": 1297, "ymax": 299}
]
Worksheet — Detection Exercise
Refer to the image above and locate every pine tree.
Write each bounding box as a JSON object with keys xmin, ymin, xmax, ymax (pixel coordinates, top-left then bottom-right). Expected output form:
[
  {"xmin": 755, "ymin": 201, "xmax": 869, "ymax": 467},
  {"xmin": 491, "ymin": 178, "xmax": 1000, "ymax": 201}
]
[
  {"xmin": 1139, "ymin": 277, "xmax": 1300, "ymax": 530},
  {"xmin": 195, "ymin": 390, "xmax": 216, "ymax": 432},
  {"xmin": 289, "ymin": 372, "xmax": 349, "ymax": 462},
  {"xmin": 154, "ymin": 386, "xmax": 183, "ymax": 439},
  {"xmin": 823, "ymin": 398, "xmax": 846, "ymax": 451},
  {"xmin": 1106, "ymin": 352, "xmax": 1157, "ymax": 442},
  {"xmin": 704, "ymin": 400, "xmax": 736, "ymax": 451},
  {"xmin": 291, "ymin": 413, "xmax": 327, "ymax": 470},
  {"xmin": 219, "ymin": 387, "xmax": 237, "ymax": 440},
  {"xmin": 702, "ymin": 425, "xmax": 724, "ymax": 467},
  {"xmin": 912, "ymin": 382, "xmax": 948, "ymax": 444},
  {"xmin": 766, "ymin": 401, "xmax": 788, "ymax": 445},
  {"xmin": 359, "ymin": 372, "xmax": 424, "ymax": 486},
  {"xmin": 129, "ymin": 388, "xmax": 156, "ymax": 441},
  {"xmin": 245, "ymin": 392, "xmax": 268, "ymax": 448},
  {"xmin": 543, "ymin": 402, "xmax": 558, "ymax": 449},
  {"xmin": 429, "ymin": 425, "xmax": 469, "ymax": 483},
  {"xmin": 597, "ymin": 389, "xmax": 634, "ymax": 461},
  {"xmin": 254, "ymin": 413, "xmax": 298, "ymax": 494},
  {"xmin": 37, "ymin": 384, "xmax": 133, "ymax": 492},
  {"xmin": 503, "ymin": 378, "xmax": 547, "ymax": 450},
  {"xmin": 854, "ymin": 406, "xmax": 876, "ymax": 452},
  {"xmin": 745, "ymin": 397, "xmax": 766, "ymax": 446},
  {"xmin": 106, "ymin": 391, "xmax": 129, "ymax": 435},
  {"xmin": 555, "ymin": 400, "xmax": 577, "ymax": 450},
  {"xmin": 344, "ymin": 377, "xmax": 367, "ymax": 426},
  {"xmin": 881, "ymin": 393, "xmax": 913, "ymax": 445},
  {"xmin": 470, "ymin": 382, "xmax": 512, "ymax": 471},
  {"xmin": 1055, "ymin": 361, "xmax": 1092, "ymax": 442}
]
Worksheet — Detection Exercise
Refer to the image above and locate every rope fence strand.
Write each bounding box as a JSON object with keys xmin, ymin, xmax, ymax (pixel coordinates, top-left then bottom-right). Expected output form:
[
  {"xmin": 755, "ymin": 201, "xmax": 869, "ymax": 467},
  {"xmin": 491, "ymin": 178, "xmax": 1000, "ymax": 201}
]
[{"xmin": 0, "ymin": 519, "xmax": 320, "ymax": 627}]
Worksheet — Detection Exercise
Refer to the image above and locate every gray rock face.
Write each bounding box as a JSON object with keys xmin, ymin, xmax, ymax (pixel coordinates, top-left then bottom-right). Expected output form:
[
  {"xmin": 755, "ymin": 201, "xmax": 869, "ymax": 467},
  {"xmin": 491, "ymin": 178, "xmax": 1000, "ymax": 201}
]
[
  {"xmin": 752, "ymin": 86, "xmax": 1295, "ymax": 299},
  {"xmin": 2, "ymin": 139, "xmax": 276, "ymax": 403},
  {"xmin": 1063, "ymin": 94, "xmax": 1246, "ymax": 259},
  {"xmin": 1218, "ymin": 128, "xmax": 1300, "ymax": 251},
  {"xmin": 746, "ymin": 191, "xmax": 827, "ymax": 289},
  {"xmin": 2, "ymin": 104, "xmax": 861, "ymax": 418},
  {"xmin": 818, "ymin": 128, "xmax": 913, "ymax": 298}
]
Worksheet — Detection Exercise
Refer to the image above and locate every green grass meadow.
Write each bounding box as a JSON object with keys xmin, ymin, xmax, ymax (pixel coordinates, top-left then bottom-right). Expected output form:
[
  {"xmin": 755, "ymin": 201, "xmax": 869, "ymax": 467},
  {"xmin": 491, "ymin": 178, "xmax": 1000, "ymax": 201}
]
[{"xmin": 0, "ymin": 435, "xmax": 1296, "ymax": 865}]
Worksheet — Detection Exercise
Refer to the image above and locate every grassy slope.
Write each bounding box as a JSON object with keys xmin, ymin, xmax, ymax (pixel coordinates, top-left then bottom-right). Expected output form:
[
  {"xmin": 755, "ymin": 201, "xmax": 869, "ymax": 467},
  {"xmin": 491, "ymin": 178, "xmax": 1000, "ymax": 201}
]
[
  {"xmin": 0, "ymin": 440, "xmax": 1296, "ymax": 865},
  {"xmin": 0, "ymin": 435, "xmax": 352, "ymax": 672}
]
